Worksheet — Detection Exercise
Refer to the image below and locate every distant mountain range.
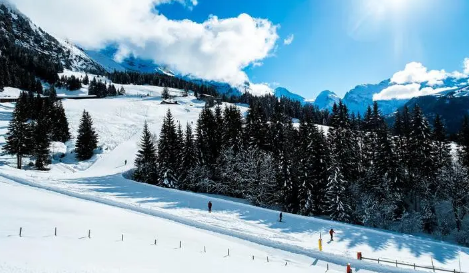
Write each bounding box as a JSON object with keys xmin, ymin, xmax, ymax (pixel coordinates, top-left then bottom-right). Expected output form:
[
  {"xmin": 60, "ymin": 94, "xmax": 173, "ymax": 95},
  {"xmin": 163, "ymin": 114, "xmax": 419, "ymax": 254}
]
[{"xmin": 2, "ymin": 0, "xmax": 469, "ymax": 133}]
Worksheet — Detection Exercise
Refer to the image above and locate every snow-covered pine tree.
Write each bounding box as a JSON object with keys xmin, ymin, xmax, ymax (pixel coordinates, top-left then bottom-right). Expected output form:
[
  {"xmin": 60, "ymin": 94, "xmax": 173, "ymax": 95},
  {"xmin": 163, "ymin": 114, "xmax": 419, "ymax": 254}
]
[
  {"xmin": 157, "ymin": 109, "xmax": 179, "ymax": 187},
  {"xmin": 459, "ymin": 115, "xmax": 469, "ymax": 169},
  {"xmin": 162, "ymin": 86, "xmax": 170, "ymax": 100},
  {"xmin": 432, "ymin": 114, "xmax": 451, "ymax": 169},
  {"xmin": 75, "ymin": 110, "xmax": 98, "ymax": 160},
  {"xmin": 4, "ymin": 94, "xmax": 33, "ymax": 169},
  {"xmin": 133, "ymin": 121, "xmax": 158, "ymax": 184},
  {"xmin": 438, "ymin": 160, "xmax": 469, "ymax": 232},
  {"xmin": 196, "ymin": 107, "xmax": 218, "ymax": 168},
  {"xmin": 213, "ymin": 105, "xmax": 224, "ymax": 153},
  {"xmin": 243, "ymin": 101, "xmax": 269, "ymax": 150},
  {"xmin": 325, "ymin": 160, "xmax": 352, "ymax": 223},
  {"xmin": 222, "ymin": 105, "xmax": 243, "ymax": 153},
  {"xmin": 82, "ymin": 74, "xmax": 89, "ymax": 85},
  {"xmin": 50, "ymin": 101, "xmax": 71, "ymax": 142},
  {"xmin": 32, "ymin": 110, "xmax": 51, "ymax": 170},
  {"xmin": 107, "ymin": 84, "xmax": 117, "ymax": 96},
  {"xmin": 180, "ymin": 123, "xmax": 197, "ymax": 190},
  {"xmin": 47, "ymin": 85, "xmax": 58, "ymax": 102},
  {"xmin": 215, "ymin": 147, "xmax": 242, "ymax": 196},
  {"xmin": 118, "ymin": 86, "xmax": 126, "ymax": 95},
  {"xmin": 409, "ymin": 105, "xmax": 438, "ymax": 232},
  {"xmin": 175, "ymin": 121, "xmax": 184, "ymax": 188},
  {"xmin": 252, "ymin": 150, "xmax": 277, "ymax": 207}
]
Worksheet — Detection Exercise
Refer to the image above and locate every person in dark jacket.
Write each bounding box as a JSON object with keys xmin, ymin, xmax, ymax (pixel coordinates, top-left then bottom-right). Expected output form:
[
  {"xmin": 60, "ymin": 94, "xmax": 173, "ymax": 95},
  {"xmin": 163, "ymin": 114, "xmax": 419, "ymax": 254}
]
[
  {"xmin": 329, "ymin": 228, "xmax": 335, "ymax": 241},
  {"xmin": 208, "ymin": 201, "xmax": 212, "ymax": 213},
  {"xmin": 279, "ymin": 212, "xmax": 283, "ymax": 222}
]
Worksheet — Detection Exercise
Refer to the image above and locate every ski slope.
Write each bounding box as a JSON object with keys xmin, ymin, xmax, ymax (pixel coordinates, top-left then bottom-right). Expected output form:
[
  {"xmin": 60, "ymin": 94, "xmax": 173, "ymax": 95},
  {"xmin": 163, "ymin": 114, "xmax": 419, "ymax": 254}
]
[
  {"xmin": 0, "ymin": 177, "xmax": 341, "ymax": 273},
  {"xmin": 0, "ymin": 80, "xmax": 468, "ymax": 273}
]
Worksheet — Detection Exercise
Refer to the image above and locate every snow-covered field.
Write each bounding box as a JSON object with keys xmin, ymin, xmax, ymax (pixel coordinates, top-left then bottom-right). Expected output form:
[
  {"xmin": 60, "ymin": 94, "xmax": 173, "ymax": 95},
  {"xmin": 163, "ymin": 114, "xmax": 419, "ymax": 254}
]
[
  {"xmin": 1, "ymin": 79, "xmax": 468, "ymax": 273},
  {"xmin": 0, "ymin": 177, "xmax": 340, "ymax": 273}
]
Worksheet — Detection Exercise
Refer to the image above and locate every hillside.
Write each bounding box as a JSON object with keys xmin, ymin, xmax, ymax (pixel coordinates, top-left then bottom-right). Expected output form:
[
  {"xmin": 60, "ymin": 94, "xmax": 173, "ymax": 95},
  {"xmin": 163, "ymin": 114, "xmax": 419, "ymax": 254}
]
[
  {"xmin": 400, "ymin": 86, "xmax": 469, "ymax": 134},
  {"xmin": 1, "ymin": 176, "xmax": 341, "ymax": 273},
  {"xmin": 0, "ymin": 77, "xmax": 468, "ymax": 272},
  {"xmin": 0, "ymin": 2, "xmax": 103, "ymax": 74}
]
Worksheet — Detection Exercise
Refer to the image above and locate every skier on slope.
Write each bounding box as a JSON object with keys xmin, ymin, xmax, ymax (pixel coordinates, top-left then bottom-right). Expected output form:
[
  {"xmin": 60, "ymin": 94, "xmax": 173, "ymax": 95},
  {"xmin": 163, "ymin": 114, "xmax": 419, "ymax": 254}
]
[
  {"xmin": 279, "ymin": 212, "xmax": 283, "ymax": 222},
  {"xmin": 208, "ymin": 201, "xmax": 212, "ymax": 213},
  {"xmin": 329, "ymin": 228, "xmax": 335, "ymax": 241}
]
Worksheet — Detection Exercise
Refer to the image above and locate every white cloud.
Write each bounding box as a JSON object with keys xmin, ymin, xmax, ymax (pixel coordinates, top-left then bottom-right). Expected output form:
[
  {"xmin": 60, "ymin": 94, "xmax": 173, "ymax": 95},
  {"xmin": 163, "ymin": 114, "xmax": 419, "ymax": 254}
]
[
  {"xmin": 464, "ymin": 58, "xmax": 469, "ymax": 75},
  {"xmin": 13, "ymin": 0, "xmax": 279, "ymax": 86},
  {"xmin": 373, "ymin": 83, "xmax": 453, "ymax": 101},
  {"xmin": 283, "ymin": 34, "xmax": 294, "ymax": 45},
  {"xmin": 248, "ymin": 83, "xmax": 273, "ymax": 96},
  {"xmin": 391, "ymin": 62, "xmax": 448, "ymax": 86}
]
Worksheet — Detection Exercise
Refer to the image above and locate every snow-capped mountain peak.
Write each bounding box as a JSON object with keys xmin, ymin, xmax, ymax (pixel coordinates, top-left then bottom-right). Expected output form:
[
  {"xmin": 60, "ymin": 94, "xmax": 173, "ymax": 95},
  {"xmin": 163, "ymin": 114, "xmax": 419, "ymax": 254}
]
[
  {"xmin": 313, "ymin": 90, "xmax": 340, "ymax": 110},
  {"xmin": 0, "ymin": 2, "xmax": 104, "ymax": 74}
]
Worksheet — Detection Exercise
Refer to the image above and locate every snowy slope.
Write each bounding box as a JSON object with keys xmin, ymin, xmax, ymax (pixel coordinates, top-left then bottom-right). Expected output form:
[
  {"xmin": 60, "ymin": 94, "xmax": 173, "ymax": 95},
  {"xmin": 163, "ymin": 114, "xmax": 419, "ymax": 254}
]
[
  {"xmin": 1, "ymin": 79, "xmax": 469, "ymax": 273},
  {"xmin": 0, "ymin": 177, "xmax": 342, "ymax": 273}
]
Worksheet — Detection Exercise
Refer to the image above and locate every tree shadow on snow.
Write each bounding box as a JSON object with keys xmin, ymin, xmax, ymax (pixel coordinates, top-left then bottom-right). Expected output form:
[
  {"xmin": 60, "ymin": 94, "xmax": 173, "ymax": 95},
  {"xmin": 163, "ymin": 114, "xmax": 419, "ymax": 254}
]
[{"xmin": 61, "ymin": 173, "xmax": 469, "ymax": 265}]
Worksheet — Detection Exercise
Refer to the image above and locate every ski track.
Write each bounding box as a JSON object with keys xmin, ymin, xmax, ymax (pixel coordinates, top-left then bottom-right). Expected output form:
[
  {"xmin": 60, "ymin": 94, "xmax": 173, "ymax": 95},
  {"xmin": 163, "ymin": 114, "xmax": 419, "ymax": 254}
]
[{"xmin": 1, "ymin": 172, "xmax": 465, "ymax": 273}]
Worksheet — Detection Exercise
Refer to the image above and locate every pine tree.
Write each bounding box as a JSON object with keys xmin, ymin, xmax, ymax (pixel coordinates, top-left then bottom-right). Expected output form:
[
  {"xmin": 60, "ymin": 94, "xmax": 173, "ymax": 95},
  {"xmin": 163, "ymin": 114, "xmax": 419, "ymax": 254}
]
[
  {"xmin": 196, "ymin": 107, "xmax": 218, "ymax": 169},
  {"xmin": 326, "ymin": 161, "xmax": 352, "ymax": 223},
  {"xmin": 47, "ymin": 85, "xmax": 58, "ymax": 102},
  {"xmin": 180, "ymin": 123, "xmax": 197, "ymax": 189},
  {"xmin": 133, "ymin": 121, "xmax": 158, "ymax": 184},
  {"xmin": 438, "ymin": 161, "xmax": 469, "ymax": 232},
  {"xmin": 75, "ymin": 110, "xmax": 98, "ymax": 160},
  {"xmin": 82, "ymin": 74, "xmax": 89, "ymax": 85},
  {"xmin": 32, "ymin": 112, "xmax": 51, "ymax": 170},
  {"xmin": 50, "ymin": 101, "xmax": 71, "ymax": 142},
  {"xmin": 244, "ymin": 101, "xmax": 269, "ymax": 150},
  {"xmin": 459, "ymin": 115, "xmax": 469, "ymax": 169},
  {"xmin": 162, "ymin": 86, "xmax": 170, "ymax": 100},
  {"xmin": 4, "ymin": 98, "xmax": 33, "ymax": 169},
  {"xmin": 409, "ymin": 105, "xmax": 438, "ymax": 232},
  {"xmin": 251, "ymin": 150, "xmax": 277, "ymax": 207},
  {"xmin": 157, "ymin": 109, "xmax": 180, "ymax": 187},
  {"xmin": 432, "ymin": 114, "xmax": 451, "ymax": 169},
  {"xmin": 213, "ymin": 105, "xmax": 224, "ymax": 153},
  {"xmin": 222, "ymin": 105, "xmax": 243, "ymax": 152}
]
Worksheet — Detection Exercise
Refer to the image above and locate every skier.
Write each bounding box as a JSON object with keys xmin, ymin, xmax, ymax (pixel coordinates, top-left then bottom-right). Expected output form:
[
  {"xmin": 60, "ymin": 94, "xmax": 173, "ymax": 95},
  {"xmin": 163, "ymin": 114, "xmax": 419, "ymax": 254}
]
[
  {"xmin": 208, "ymin": 201, "xmax": 212, "ymax": 213},
  {"xmin": 279, "ymin": 212, "xmax": 283, "ymax": 222},
  {"xmin": 329, "ymin": 228, "xmax": 335, "ymax": 241},
  {"xmin": 124, "ymin": 160, "xmax": 127, "ymax": 165}
]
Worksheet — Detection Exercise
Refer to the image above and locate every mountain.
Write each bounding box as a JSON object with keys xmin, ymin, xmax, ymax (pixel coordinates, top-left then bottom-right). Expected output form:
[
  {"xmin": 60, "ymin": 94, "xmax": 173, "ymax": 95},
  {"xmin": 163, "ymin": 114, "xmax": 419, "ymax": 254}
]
[
  {"xmin": 274, "ymin": 87, "xmax": 306, "ymax": 103},
  {"xmin": 342, "ymin": 80, "xmax": 391, "ymax": 114},
  {"xmin": 0, "ymin": 2, "xmax": 104, "ymax": 74},
  {"xmin": 400, "ymin": 85, "xmax": 469, "ymax": 134},
  {"xmin": 313, "ymin": 90, "xmax": 339, "ymax": 110}
]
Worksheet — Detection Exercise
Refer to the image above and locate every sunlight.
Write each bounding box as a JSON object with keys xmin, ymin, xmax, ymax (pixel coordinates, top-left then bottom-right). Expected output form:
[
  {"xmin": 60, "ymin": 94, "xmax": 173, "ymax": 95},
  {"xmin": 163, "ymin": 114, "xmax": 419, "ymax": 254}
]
[{"xmin": 386, "ymin": 0, "xmax": 408, "ymax": 11}]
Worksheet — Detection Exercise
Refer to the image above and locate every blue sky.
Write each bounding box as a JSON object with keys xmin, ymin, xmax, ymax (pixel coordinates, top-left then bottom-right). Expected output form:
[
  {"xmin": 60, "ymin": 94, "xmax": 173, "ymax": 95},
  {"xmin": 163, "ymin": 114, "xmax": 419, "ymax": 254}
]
[
  {"xmin": 14, "ymin": 0, "xmax": 469, "ymax": 99},
  {"xmin": 159, "ymin": 0, "xmax": 469, "ymax": 98}
]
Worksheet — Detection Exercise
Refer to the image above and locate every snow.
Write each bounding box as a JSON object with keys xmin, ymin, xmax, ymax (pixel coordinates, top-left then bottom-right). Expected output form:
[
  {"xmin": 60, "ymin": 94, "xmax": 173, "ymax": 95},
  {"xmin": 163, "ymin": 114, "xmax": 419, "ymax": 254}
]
[
  {"xmin": 0, "ymin": 87, "xmax": 22, "ymax": 98},
  {"xmin": 0, "ymin": 79, "xmax": 468, "ymax": 273},
  {"xmin": 0, "ymin": 177, "xmax": 341, "ymax": 273},
  {"xmin": 84, "ymin": 50, "xmax": 127, "ymax": 72}
]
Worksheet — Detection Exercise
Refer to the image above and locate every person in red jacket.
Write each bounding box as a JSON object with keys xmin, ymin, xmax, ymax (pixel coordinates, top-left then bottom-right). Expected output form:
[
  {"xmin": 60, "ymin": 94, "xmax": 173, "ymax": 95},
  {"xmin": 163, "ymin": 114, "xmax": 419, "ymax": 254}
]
[
  {"xmin": 329, "ymin": 228, "xmax": 335, "ymax": 241},
  {"xmin": 208, "ymin": 201, "xmax": 212, "ymax": 213}
]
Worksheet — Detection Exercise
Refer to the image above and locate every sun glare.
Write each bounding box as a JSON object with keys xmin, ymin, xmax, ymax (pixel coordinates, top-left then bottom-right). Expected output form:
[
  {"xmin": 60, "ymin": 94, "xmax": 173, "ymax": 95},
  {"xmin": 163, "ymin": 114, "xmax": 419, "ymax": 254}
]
[{"xmin": 387, "ymin": 0, "xmax": 407, "ymax": 9}]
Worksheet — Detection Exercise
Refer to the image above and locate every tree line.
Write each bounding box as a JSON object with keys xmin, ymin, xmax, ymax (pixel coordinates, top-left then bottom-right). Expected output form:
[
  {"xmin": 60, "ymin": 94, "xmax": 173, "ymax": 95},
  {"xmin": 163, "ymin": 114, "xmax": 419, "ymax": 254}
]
[
  {"xmin": 4, "ymin": 91, "xmax": 99, "ymax": 169},
  {"xmin": 106, "ymin": 71, "xmax": 218, "ymax": 98},
  {"xmin": 133, "ymin": 100, "xmax": 469, "ymax": 246}
]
